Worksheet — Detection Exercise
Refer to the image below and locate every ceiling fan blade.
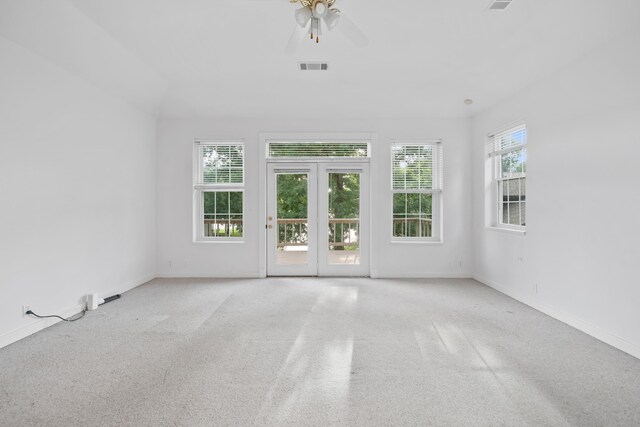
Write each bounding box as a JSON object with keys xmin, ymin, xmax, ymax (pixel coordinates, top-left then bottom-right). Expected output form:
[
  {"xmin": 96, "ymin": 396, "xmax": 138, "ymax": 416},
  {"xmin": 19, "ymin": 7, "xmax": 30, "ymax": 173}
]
[
  {"xmin": 284, "ymin": 23, "xmax": 306, "ymax": 54},
  {"xmin": 336, "ymin": 12, "xmax": 369, "ymax": 48}
]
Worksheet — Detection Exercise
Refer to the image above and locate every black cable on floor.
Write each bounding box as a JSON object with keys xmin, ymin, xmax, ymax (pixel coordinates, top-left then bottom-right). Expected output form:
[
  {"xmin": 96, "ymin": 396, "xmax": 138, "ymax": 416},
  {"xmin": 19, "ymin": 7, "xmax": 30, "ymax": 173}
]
[{"xmin": 26, "ymin": 309, "xmax": 86, "ymax": 322}]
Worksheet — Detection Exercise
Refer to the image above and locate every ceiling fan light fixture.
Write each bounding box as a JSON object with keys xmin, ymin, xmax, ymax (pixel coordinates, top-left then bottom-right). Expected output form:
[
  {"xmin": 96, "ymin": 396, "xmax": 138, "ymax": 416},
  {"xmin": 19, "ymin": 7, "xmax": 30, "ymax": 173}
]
[
  {"xmin": 287, "ymin": 0, "xmax": 368, "ymax": 47},
  {"xmin": 295, "ymin": 6, "xmax": 313, "ymax": 27},
  {"xmin": 323, "ymin": 9, "xmax": 341, "ymax": 30},
  {"xmin": 312, "ymin": 0, "xmax": 328, "ymax": 18}
]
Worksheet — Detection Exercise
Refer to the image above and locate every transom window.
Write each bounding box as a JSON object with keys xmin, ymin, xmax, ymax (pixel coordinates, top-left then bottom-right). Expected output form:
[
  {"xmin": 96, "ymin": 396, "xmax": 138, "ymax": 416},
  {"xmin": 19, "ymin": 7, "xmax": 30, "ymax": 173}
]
[
  {"xmin": 194, "ymin": 142, "xmax": 244, "ymax": 241},
  {"xmin": 391, "ymin": 141, "xmax": 442, "ymax": 241},
  {"xmin": 267, "ymin": 141, "xmax": 369, "ymax": 158},
  {"xmin": 489, "ymin": 125, "xmax": 527, "ymax": 229}
]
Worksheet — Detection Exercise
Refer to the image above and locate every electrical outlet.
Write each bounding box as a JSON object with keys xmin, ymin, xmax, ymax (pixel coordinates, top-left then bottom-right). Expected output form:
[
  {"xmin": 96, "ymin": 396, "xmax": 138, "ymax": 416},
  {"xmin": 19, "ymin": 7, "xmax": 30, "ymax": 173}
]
[
  {"xmin": 449, "ymin": 260, "xmax": 463, "ymax": 270},
  {"xmin": 22, "ymin": 305, "xmax": 31, "ymax": 316}
]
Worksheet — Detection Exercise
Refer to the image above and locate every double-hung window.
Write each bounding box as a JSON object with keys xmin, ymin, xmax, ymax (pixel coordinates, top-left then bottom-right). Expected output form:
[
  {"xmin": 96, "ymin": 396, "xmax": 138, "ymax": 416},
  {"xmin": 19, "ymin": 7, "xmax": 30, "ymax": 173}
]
[
  {"xmin": 489, "ymin": 125, "xmax": 526, "ymax": 229},
  {"xmin": 391, "ymin": 141, "xmax": 442, "ymax": 241},
  {"xmin": 194, "ymin": 142, "xmax": 244, "ymax": 241}
]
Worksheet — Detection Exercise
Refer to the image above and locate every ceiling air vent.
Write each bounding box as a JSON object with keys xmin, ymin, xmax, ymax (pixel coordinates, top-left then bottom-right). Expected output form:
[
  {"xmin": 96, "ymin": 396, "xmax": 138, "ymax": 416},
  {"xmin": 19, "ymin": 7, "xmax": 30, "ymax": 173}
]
[
  {"xmin": 488, "ymin": 0, "xmax": 512, "ymax": 10},
  {"xmin": 299, "ymin": 62, "xmax": 329, "ymax": 71}
]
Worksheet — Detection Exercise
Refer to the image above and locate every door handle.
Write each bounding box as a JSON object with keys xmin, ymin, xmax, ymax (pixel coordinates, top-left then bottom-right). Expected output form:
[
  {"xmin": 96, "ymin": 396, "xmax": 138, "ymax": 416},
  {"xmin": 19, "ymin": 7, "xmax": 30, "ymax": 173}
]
[{"xmin": 267, "ymin": 225, "xmax": 273, "ymax": 229}]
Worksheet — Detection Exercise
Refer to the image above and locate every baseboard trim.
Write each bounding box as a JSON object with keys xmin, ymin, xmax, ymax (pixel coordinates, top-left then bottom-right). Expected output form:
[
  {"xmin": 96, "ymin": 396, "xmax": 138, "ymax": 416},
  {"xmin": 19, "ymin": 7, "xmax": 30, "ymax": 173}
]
[
  {"xmin": 109, "ymin": 274, "xmax": 156, "ymax": 296},
  {"xmin": 0, "ymin": 274, "xmax": 155, "ymax": 350},
  {"xmin": 156, "ymin": 273, "xmax": 262, "ymax": 279},
  {"xmin": 0, "ymin": 303, "xmax": 85, "ymax": 349},
  {"xmin": 474, "ymin": 275, "xmax": 640, "ymax": 360},
  {"xmin": 157, "ymin": 273, "xmax": 472, "ymax": 280},
  {"xmin": 376, "ymin": 272, "xmax": 473, "ymax": 279}
]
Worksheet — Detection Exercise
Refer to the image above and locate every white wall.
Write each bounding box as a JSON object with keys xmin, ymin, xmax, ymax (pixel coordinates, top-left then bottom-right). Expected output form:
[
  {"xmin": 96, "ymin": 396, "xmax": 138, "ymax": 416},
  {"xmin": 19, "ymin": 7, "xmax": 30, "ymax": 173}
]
[
  {"xmin": 5, "ymin": 0, "xmax": 637, "ymax": 362},
  {"xmin": 471, "ymin": 27, "xmax": 640, "ymax": 358},
  {"xmin": 0, "ymin": 36, "xmax": 157, "ymax": 347},
  {"xmin": 156, "ymin": 118, "xmax": 472, "ymax": 279}
]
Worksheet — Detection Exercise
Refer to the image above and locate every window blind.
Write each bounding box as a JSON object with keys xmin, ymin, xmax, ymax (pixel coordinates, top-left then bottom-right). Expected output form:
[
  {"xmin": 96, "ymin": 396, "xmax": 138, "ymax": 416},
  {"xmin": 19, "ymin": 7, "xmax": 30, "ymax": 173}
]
[
  {"xmin": 491, "ymin": 125, "xmax": 526, "ymax": 153},
  {"xmin": 200, "ymin": 144, "xmax": 244, "ymax": 185},
  {"xmin": 267, "ymin": 142, "xmax": 369, "ymax": 158},
  {"xmin": 392, "ymin": 144, "xmax": 434, "ymax": 190},
  {"xmin": 488, "ymin": 124, "xmax": 527, "ymax": 228}
]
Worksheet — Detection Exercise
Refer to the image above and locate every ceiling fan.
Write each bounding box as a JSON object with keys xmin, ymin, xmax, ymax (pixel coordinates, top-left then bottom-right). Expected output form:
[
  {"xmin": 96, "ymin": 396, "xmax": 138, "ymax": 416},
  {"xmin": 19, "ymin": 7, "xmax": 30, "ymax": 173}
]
[{"xmin": 285, "ymin": 0, "xmax": 368, "ymax": 52}]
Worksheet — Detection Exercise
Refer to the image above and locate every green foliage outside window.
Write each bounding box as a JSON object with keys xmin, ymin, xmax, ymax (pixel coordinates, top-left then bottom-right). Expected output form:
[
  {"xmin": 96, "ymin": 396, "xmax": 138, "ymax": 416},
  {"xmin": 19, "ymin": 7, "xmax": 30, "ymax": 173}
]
[
  {"xmin": 392, "ymin": 144, "xmax": 437, "ymax": 238},
  {"xmin": 328, "ymin": 173, "xmax": 360, "ymax": 250},
  {"xmin": 393, "ymin": 193, "xmax": 432, "ymax": 238},
  {"xmin": 203, "ymin": 191, "xmax": 243, "ymax": 237}
]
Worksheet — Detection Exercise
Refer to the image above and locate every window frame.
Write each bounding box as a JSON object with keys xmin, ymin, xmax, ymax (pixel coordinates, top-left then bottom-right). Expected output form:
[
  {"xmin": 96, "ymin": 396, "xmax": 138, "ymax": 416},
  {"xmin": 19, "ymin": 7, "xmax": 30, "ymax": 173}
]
[
  {"xmin": 488, "ymin": 124, "xmax": 527, "ymax": 232},
  {"xmin": 390, "ymin": 140, "xmax": 443, "ymax": 243},
  {"xmin": 266, "ymin": 141, "xmax": 371, "ymax": 159},
  {"xmin": 193, "ymin": 140, "xmax": 245, "ymax": 242}
]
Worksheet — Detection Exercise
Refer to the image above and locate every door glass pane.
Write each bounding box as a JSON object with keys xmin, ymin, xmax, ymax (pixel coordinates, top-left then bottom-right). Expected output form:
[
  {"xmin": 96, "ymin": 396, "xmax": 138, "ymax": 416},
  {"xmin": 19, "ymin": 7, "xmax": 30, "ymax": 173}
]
[
  {"xmin": 276, "ymin": 173, "xmax": 309, "ymax": 266},
  {"xmin": 328, "ymin": 172, "xmax": 360, "ymax": 265}
]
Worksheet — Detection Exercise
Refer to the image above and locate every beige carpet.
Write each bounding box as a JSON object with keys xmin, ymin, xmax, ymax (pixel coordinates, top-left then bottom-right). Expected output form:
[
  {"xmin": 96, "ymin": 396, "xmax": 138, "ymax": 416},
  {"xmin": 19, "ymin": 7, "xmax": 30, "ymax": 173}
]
[{"xmin": 1, "ymin": 278, "xmax": 639, "ymax": 426}]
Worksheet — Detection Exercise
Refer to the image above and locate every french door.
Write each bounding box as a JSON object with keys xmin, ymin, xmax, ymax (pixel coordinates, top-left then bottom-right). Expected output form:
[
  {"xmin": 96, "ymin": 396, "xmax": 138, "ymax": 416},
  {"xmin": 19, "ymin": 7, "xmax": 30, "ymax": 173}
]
[{"xmin": 266, "ymin": 162, "xmax": 370, "ymax": 276}]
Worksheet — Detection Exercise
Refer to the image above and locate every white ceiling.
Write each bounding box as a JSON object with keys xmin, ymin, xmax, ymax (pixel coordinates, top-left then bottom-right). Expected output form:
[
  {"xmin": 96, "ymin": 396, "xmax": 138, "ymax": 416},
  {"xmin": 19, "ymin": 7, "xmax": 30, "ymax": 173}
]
[{"xmin": 2, "ymin": 0, "xmax": 639, "ymax": 119}]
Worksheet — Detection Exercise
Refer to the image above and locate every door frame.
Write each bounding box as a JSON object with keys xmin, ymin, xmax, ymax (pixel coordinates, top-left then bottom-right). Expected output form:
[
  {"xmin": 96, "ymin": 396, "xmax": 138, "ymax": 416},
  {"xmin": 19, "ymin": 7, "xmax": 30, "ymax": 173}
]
[{"xmin": 259, "ymin": 132, "xmax": 376, "ymax": 278}]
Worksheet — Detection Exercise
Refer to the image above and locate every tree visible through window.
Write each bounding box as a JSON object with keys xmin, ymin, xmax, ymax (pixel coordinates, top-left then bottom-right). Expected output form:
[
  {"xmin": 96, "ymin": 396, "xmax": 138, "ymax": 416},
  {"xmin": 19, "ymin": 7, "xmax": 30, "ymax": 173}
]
[
  {"xmin": 194, "ymin": 143, "xmax": 244, "ymax": 240},
  {"xmin": 268, "ymin": 142, "xmax": 369, "ymax": 158},
  {"xmin": 203, "ymin": 191, "xmax": 243, "ymax": 237},
  {"xmin": 391, "ymin": 142, "xmax": 441, "ymax": 239},
  {"xmin": 328, "ymin": 172, "xmax": 360, "ymax": 256},
  {"xmin": 490, "ymin": 125, "xmax": 526, "ymax": 228}
]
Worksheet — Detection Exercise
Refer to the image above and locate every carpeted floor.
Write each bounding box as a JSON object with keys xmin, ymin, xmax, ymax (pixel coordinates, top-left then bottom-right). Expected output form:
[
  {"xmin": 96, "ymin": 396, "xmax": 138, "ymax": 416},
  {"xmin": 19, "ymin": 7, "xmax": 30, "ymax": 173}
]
[{"xmin": 1, "ymin": 278, "xmax": 639, "ymax": 426}]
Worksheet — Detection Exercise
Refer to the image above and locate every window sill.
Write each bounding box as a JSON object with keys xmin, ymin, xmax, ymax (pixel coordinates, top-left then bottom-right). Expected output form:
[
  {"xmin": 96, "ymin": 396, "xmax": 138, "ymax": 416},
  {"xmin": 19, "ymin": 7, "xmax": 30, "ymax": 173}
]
[
  {"xmin": 390, "ymin": 239, "xmax": 443, "ymax": 245},
  {"xmin": 193, "ymin": 239, "xmax": 245, "ymax": 244},
  {"xmin": 485, "ymin": 226, "xmax": 526, "ymax": 236}
]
